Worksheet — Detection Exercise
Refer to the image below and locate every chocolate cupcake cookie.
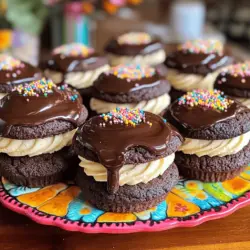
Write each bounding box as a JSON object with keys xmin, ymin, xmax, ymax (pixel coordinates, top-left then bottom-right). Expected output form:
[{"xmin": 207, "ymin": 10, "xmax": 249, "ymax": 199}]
[
  {"xmin": 43, "ymin": 43, "xmax": 110, "ymax": 98},
  {"xmin": 0, "ymin": 54, "xmax": 41, "ymax": 99},
  {"xmin": 90, "ymin": 64, "xmax": 171, "ymax": 115},
  {"xmin": 104, "ymin": 31, "xmax": 166, "ymax": 72},
  {"xmin": 215, "ymin": 62, "xmax": 250, "ymax": 108},
  {"xmin": 165, "ymin": 40, "xmax": 233, "ymax": 101},
  {"xmin": 166, "ymin": 90, "xmax": 250, "ymax": 182},
  {"xmin": 0, "ymin": 78, "xmax": 88, "ymax": 187},
  {"xmin": 74, "ymin": 108, "xmax": 183, "ymax": 212}
]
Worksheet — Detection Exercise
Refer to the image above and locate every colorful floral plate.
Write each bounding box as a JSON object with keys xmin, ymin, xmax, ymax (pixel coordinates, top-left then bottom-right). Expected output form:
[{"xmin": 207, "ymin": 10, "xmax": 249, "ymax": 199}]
[{"xmin": 1, "ymin": 166, "xmax": 250, "ymax": 234}]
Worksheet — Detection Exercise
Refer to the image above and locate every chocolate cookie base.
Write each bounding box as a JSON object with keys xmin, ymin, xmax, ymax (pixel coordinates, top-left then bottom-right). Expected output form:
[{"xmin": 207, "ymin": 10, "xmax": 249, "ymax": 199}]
[
  {"xmin": 76, "ymin": 163, "xmax": 179, "ymax": 212},
  {"xmin": 0, "ymin": 151, "xmax": 68, "ymax": 187},
  {"xmin": 175, "ymin": 142, "xmax": 250, "ymax": 182}
]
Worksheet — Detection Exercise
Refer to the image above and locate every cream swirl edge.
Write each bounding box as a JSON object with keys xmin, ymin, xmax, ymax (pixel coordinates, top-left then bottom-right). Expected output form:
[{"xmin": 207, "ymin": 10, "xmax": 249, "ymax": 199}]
[
  {"xmin": 0, "ymin": 129, "xmax": 77, "ymax": 157},
  {"xmin": 0, "ymin": 93, "xmax": 7, "ymax": 99},
  {"xmin": 107, "ymin": 49, "xmax": 166, "ymax": 66},
  {"xmin": 235, "ymin": 97, "xmax": 250, "ymax": 108},
  {"xmin": 179, "ymin": 130, "xmax": 250, "ymax": 157},
  {"xmin": 79, "ymin": 154, "xmax": 175, "ymax": 186},
  {"xmin": 44, "ymin": 64, "xmax": 110, "ymax": 89},
  {"xmin": 90, "ymin": 93, "xmax": 170, "ymax": 115},
  {"xmin": 166, "ymin": 68, "xmax": 227, "ymax": 91}
]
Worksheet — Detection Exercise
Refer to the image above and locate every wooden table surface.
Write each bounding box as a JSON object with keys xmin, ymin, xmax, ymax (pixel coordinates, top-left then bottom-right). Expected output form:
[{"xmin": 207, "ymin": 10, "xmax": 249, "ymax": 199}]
[{"xmin": 0, "ymin": 203, "xmax": 250, "ymax": 250}]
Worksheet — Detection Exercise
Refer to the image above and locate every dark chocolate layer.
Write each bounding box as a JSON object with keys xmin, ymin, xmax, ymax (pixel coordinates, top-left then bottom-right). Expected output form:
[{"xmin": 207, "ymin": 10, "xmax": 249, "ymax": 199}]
[
  {"xmin": 74, "ymin": 112, "xmax": 183, "ymax": 194},
  {"xmin": 165, "ymin": 51, "xmax": 233, "ymax": 75}
]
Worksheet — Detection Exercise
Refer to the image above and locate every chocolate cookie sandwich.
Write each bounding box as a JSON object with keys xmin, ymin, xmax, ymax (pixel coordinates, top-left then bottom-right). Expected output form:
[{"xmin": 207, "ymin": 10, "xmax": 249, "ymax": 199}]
[
  {"xmin": 43, "ymin": 43, "xmax": 110, "ymax": 98},
  {"xmin": 166, "ymin": 89, "xmax": 250, "ymax": 182},
  {"xmin": 104, "ymin": 31, "xmax": 166, "ymax": 71},
  {"xmin": 74, "ymin": 108, "xmax": 183, "ymax": 212},
  {"xmin": 90, "ymin": 64, "xmax": 171, "ymax": 115},
  {"xmin": 0, "ymin": 78, "xmax": 88, "ymax": 187},
  {"xmin": 165, "ymin": 40, "xmax": 233, "ymax": 101},
  {"xmin": 0, "ymin": 54, "xmax": 41, "ymax": 99},
  {"xmin": 214, "ymin": 62, "xmax": 250, "ymax": 108}
]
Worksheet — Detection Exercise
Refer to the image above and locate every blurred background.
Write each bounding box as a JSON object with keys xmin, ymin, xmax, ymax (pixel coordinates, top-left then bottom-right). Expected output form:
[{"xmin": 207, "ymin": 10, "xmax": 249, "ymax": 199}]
[{"xmin": 1, "ymin": 0, "xmax": 250, "ymax": 65}]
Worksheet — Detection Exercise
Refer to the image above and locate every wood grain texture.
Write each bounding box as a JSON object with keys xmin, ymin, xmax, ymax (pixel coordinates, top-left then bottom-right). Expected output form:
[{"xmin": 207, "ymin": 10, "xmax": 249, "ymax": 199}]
[{"xmin": 0, "ymin": 204, "xmax": 250, "ymax": 250}]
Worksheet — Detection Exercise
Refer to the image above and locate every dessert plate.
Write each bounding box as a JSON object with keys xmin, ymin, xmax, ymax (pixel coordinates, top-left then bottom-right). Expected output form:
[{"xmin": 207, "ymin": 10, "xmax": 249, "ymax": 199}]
[{"xmin": 1, "ymin": 166, "xmax": 250, "ymax": 234}]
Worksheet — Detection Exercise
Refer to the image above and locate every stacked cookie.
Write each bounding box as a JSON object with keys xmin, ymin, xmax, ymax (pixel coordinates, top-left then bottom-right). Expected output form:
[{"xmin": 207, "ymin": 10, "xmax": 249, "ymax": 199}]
[
  {"xmin": 166, "ymin": 90, "xmax": 250, "ymax": 182},
  {"xmin": 105, "ymin": 31, "xmax": 167, "ymax": 75},
  {"xmin": 0, "ymin": 54, "xmax": 41, "ymax": 99},
  {"xmin": 215, "ymin": 62, "xmax": 250, "ymax": 108},
  {"xmin": 165, "ymin": 40, "xmax": 233, "ymax": 101},
  {"xmin": 0, "ymin": 78, "xmax": 88, "ymax": 187},
  {"xmin": 90, "ymin": 64, "xmax": 171, "ymax": 115},
  {"xmin": 73, "ymin": 108, "xmax": 183, "ymax": 212},
  {"xmin": 43, "ymin": 43, "xmax": 110, "ymax": 101}
]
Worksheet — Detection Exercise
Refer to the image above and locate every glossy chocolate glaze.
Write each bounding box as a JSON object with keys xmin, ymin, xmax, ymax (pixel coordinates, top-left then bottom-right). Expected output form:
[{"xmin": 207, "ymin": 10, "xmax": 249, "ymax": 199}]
[
  {"xmin": 75, "ymin": 112, "xmax": 181, "ymax": 193},
  {"xmin": 105, "ymin": 38, "xmax": 164, "ymax": 56},
  {"xmin": 0, "ymin": 86, "xmax": 85, "ymax": 135},
  {"xmin": 165, "ymin": 51, "xmax": 233, "ymax": 76},
  {"xmin": 44, "ymin": 53, "xmax": 108, "ymax": 73},
  {"xmin": 0, "ymin": 62, "xmax": 42, "ymax": 91},
  {"xmin": 168, "ymin": 99, "xmax": 246, "ymax": 132},
  {"xmin": 94, "ymin": 71, "xmax": 167, "ymax": 94}
]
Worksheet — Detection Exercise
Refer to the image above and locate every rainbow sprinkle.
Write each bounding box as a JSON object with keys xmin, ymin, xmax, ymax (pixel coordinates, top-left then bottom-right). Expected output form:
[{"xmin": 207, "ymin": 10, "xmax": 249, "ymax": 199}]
[
  {"xmin": 53, "ymin": 43, "xmax": 94, "ymax": 57},
  {"xmin": 100, "ymin": 108, "xmax": 147, "ymax": 127},
  {"xmin": 108, "ymin": 64, "xmax": 155, "ymax": 80},
  {"xmin": 178, "ymin": 89, "xmax": 234, "ymax": 111},
  {"xmin": 118, "ymin": 32, "xmax": 152, "ymax": 45},
  {"xmin": 178, "ymin": 39, "xmax": 223, "ymax": 55},
  {"xmin": 13, "ymin": 78, "xmax": 55, "ymax": 97},
  {"xmin": 0, "ymin": 55, "xmax": 24, "ymax": 71}
]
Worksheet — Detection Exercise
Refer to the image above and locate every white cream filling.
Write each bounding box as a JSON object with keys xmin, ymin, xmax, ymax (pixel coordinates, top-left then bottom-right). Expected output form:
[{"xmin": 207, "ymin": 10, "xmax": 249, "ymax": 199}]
[
  {"xmin": 44, "ymin": 64, "xmax": 110, "ymax": 89},
  {"xmin": 79, "ymin": 154, "xmax": 175, "ymax": 186},
  {"xmin": 107, "ymin": 49, "xmax": 166, "ymax": 67},
  {"xmin": 179, "ymin": 131, "xmax": 250, "ymax": 157},
  {"xmin": 90, "ymin": 93, "xmax": 170, "ymax": 115},
  {"xmin": 0, "ymin": 93, "xmax": 7, "ymax": 99},
  {"xmin": 235, "ymin": 97, "xmax": 250, "ymax": 108},
  {"xmin": 166, "ymin": 68, "xmax": 227, "ymax": 91},
  {"xmin": 0, "ymin": 129, "xmax": 76, "ymax": 157}
]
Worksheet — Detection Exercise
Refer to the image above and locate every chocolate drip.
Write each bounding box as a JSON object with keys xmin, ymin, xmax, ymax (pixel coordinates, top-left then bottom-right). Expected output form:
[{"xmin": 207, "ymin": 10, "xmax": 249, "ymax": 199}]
[
  {"xmin": 44, "ymin": 53, "xmax": 108, "ymax": 73},
  {"xmin": 0, "ymin": 87, "xmax": 84, "ymax": 135},
  {"xmin": 168, "ymin": 100, "xmax": 246, "ymax": 131},
  {"xmin": 94, "ymin": 71, "xmax": 166, "ymax": 94},
  {"xmin": 105, "ymin": 39, "xmax": 164, "ymax": 56},
  {"xmin": 165, "ymin": 51, "xmax": 233, "ymax": 75},
  {"xmin": 76, "ymin": 112, "xmax": 181, "ymax": 193}
]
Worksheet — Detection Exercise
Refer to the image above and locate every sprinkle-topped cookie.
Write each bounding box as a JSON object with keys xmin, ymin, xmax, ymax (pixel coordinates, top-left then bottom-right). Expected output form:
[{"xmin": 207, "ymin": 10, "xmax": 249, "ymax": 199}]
[
  {"xmin": 0, "ymin": 55, "xmax": 24, "ymax": 71},
  {"xmin": 222, "ymin": 62, "xmax": 250, "ymax": 80},
  {"xmin": 117, "ymin": 32, "xmax": 152, "ymax": 45},
  {"xmin": 108, "ymin": 64, "xmax": 155, "ymax": 80},
  {"xmin": 13, "ymin": 78, "xmax": 55, "ymax": 97},
  {"xmin": 178, "ymin": 40, "xmax": 223, "ymax": 55},
  {"xmin": 178, "ymin": 89, "xmax": 234, "ymax": 111},
  {"xmin": 100, "ymin": 108, "xmax": 147, "ymax": 127},
  {"xmin": 52, "ymin": 43, "xmax": 95, "ymax": 57}
]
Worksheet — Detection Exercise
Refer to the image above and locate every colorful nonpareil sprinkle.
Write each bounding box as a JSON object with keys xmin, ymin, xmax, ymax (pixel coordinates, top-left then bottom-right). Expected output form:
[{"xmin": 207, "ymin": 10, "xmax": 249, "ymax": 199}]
[
  {"xmin": 117, "ymin": 32, "xmax": 152, "ymax": 45},
  {"xmin": 178, "ymin": 40, "xmax": 223, "ymax": 55},
  {"xmin": 13, "ymin": 78, "xmax": 55, "ymax": 97},
  {"xmin": 178, "ymin": 89, "xmax": 234, "ymax": 111},
  {"xmin": 108, "ymin": 64, "xmax": 155, "ymax": 80},
  {"xmin": 53, "ymin": 43, "xmax": 94, "ymax": 57},
  {"xmin": 0, "ymin": 55, "xmax": 24, "ymax": 71},
  {"xmin": 100, "ymin": 108, "xmax": 146, "ymax": 127},
  {"xmin": 223, "ymin": 62, "xmax": 250, "ymax": 79}
]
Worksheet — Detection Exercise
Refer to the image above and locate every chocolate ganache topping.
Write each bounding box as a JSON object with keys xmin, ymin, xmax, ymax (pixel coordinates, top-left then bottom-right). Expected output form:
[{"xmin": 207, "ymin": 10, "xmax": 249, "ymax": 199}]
[
  {"xmin": 165, "ymin": 40, "xmax": 233, "ymax": 75},
  {"xmin": 0, "ymin": 55, "xmax": 42, "ymax": 91},
  {"xmin": 215, "ymin": 63, "xmax": 250, "ymax": 97},
  {"xmin": 44, "ymin": 43, "xmax": 108, "ymax": 73},
  {"xmin": 93, "ymin": 64, "xmax": 168, "ymax": 95},
  {"xmin": 0, "ymin": 78, "xmax": 85, "ymax": 135},
  {"xmin": 105, "ymin": 32, "xmax": 164, "ymax": 56},
  {"xmin": 75, "ymin": 108, "xmax": 182, "ymax": 194},
  {"xmin": 167, "ymin": 90, "xmax": 246, "ymax": 133}
]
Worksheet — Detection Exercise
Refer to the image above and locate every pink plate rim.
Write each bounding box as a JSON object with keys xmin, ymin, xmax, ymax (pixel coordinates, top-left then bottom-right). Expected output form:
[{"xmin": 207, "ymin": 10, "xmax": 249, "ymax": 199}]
[{"xmin": 1, "ymin": 186, "xmax": 250, "ymax": 234}]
